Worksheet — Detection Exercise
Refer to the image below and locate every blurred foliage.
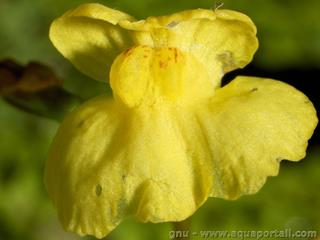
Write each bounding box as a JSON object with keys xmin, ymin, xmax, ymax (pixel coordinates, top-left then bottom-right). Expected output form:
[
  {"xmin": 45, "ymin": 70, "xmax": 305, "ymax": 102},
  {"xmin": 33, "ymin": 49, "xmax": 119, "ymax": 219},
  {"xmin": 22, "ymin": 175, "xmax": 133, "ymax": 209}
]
[{"xmin": 0, "ymin": 0, "xmax": 319, "ymax": 240}]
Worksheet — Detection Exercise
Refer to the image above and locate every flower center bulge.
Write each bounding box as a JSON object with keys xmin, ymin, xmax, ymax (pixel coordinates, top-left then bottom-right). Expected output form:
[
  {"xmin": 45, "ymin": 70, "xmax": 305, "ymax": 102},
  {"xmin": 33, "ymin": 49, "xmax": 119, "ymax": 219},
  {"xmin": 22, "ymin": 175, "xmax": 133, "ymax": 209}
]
[{"xmin": 110, "ymin": 45, "xmax": 215, "ymax": 107}]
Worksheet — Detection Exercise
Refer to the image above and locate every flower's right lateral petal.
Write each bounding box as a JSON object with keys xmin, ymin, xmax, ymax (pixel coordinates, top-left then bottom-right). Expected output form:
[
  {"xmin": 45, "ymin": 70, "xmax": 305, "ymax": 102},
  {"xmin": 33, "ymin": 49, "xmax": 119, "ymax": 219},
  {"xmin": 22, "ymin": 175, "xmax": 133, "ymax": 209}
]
[
  {"xmin": 49, "ymin": 3, "xmax": 135, "ymax": 82},
  {"xmin": 196, "ymin": 76, "xmax": 318, "ymax": 199}
]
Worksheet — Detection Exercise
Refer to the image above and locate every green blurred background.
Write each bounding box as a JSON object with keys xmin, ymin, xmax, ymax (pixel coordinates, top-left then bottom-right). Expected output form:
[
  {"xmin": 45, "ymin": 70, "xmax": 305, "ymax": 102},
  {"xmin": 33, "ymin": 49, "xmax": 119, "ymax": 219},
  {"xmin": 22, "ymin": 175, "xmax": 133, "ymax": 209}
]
[{"xmin": 0, "ymin": 0, "xmax": 319, "ymax": 239}]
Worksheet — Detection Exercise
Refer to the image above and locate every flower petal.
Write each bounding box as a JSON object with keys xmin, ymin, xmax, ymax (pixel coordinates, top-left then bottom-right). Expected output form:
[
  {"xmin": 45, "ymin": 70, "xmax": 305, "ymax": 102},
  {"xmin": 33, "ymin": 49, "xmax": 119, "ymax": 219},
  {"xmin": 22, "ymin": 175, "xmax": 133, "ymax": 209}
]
[
  {"xmin": 194, "ymin": 76, "xmax": 318, "ymax": 199},
  {"xmin": 45, "ymin": 77, "xmax": 317, "ymax": 238},
  {"xmin": 44, "ymin": 96, "xmax": 211, "ymax": 238},
  {"xmin": 110, "ymin": 45, "xmax": 214, "ymax": 107},
  {"xmin": 49, "ymin": 3, "xmax": 135, "ymax": 81},
  {"xmin": 51, "ymin": 5, "xmax": 258, "ymax": 85},
  {"xmin": 120, "ymin": 9, "xmax": 258, "ymax": 88}
]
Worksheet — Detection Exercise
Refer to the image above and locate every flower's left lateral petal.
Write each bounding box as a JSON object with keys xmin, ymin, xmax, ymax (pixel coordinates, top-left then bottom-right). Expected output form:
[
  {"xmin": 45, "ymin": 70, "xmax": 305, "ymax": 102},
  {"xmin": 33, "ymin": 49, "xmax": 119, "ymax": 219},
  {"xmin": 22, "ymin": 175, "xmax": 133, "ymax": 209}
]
[
  {"xmin": 44, "ymin": 96, "xmax": 126, "ymax": 238},
  {"xmin": 196, "ymin": 76, "xmax": 318, "ymax": 199},
  {"xmin": 49, "ymin": 3, "xmax": 135, "ymax": 81}
]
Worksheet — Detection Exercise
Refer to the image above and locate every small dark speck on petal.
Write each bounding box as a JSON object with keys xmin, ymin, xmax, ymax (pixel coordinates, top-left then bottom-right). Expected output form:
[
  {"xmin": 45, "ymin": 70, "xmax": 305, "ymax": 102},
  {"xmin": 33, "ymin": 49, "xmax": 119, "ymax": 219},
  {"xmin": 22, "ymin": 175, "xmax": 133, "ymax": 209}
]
[
  {"xmin": 96, "ymin": 184, "xmax": 102, "ymax": 196},
  {"xmin": 276, "ymin": 157, "xmax": 282, "ymax": 163},
  {"xmin": 166, "ymin": 21, "xmax": 179, "ymax": 28},
  {"xmin": 122, "ymin": 174, "xmax": 126, "ymax": 181},
  {"xmin": 250, "ymin": 88, "xmax": 258, "ymax": 93}
]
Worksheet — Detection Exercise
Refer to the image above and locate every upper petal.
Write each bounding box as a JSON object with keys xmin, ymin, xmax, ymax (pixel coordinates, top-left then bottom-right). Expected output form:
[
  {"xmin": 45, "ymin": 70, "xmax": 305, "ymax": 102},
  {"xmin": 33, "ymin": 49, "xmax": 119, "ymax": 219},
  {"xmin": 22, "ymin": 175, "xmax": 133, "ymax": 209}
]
[
  {"xmin": 50, "ymin": 5, "xmax": 258, "ymax": 86},
  {"xmin": 120, "ymin": 9, "xmax": 258, "ymax": 88},
  {"xmin": 49, "ymin": 3, "xmax": 135, "ymax": 82},
  {"xmin": 195, "ymin": 76, "xmax": 318, "ymax": 199}
]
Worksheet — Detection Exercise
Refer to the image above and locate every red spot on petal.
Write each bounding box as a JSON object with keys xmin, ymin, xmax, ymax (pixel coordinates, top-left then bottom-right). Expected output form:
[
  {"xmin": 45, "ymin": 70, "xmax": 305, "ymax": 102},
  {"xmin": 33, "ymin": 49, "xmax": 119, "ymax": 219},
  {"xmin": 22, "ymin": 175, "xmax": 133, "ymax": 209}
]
[
  {"xmin": 124, "ymin": 47, "xmax": 133, "ymax": 56},
  {"xmin": 173, "ymin": 49, "xmax": 178, "ymax": 63},
  {"xmin": 159, "ymin": 61, "xmax": 167, "ymax": 68}
]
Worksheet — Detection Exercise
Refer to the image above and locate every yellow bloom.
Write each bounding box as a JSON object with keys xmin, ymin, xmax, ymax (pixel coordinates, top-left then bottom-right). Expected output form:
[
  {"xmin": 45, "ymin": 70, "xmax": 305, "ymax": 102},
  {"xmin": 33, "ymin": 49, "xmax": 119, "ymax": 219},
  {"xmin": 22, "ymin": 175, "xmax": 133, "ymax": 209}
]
[{"xmin": 45, "ymin": 3, "xmax": 318, "ymax": 239}]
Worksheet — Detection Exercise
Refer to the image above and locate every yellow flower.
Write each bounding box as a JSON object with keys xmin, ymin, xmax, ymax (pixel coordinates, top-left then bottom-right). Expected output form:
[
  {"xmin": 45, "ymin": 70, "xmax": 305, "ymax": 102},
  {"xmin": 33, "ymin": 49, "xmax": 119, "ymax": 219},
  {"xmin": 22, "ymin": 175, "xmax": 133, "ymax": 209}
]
[{"xmin": 45, "ymin": 3, "xmax": 318, "ymax": 239}]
